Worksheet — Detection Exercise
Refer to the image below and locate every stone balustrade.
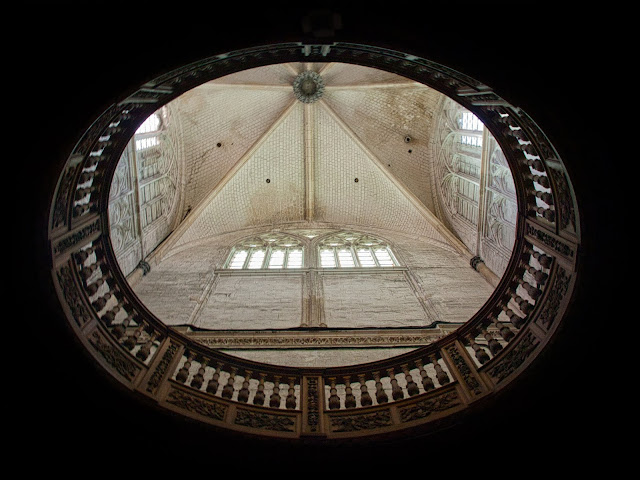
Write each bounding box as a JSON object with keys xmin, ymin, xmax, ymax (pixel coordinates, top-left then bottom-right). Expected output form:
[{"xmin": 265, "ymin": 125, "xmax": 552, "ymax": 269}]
[{"xmin": 48, "ymin": 41, "xmax": 580, "ymax": 441}]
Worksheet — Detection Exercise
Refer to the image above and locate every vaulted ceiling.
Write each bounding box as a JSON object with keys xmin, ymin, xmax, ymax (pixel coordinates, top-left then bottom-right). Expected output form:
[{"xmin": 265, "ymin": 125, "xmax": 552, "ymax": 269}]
[{"xmin": 164, "ymin": 62, "xmax": 455, "ymax": 252}]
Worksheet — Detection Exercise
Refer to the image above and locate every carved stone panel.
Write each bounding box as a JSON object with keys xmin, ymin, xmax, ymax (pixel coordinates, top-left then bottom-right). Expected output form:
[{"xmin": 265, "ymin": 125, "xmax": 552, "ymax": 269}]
[
  {"xmin": 328, "ymin": 409, "xmax": 393, "ymax": 433},
  {"xmin": 234, "ymin": 408, "xmax": 297, "ymax": 433},
  {"xmin": 165, "ymin": 385, "xmax": 227, "ymax": 421}
]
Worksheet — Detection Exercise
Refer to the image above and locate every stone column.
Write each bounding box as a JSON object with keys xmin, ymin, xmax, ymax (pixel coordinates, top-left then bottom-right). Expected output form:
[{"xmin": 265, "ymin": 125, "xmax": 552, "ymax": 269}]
[{"xmin": 470, "ymin": 256, "xmax": 500, "ymax": 287}]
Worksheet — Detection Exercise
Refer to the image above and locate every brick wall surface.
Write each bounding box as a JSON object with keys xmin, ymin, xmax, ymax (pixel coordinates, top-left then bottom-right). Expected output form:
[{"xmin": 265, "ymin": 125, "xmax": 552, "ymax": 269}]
[
  {"xmin": 322, "ymin": 272, "xmax": 428, "ymax": 328},
  {"xmin": 195, "ymin": 274, "xmax": 304, "ymax": 330}
]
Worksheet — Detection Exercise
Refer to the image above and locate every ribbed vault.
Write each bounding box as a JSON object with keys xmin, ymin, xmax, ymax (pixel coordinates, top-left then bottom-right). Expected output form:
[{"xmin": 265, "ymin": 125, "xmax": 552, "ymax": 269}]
[
  {"xmin": 110, "ymin": 62, "xmax": 513, "ymax": 367},
  {"xmin": 164, "ymin": 62, "xmax": 450, "ymax": 251}
]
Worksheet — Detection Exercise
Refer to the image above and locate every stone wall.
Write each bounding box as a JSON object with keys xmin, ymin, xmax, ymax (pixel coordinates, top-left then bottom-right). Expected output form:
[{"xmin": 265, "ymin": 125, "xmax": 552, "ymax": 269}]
[{"xmin": 134, "ymin": 224, "xmax": 494, "ymax": 329}]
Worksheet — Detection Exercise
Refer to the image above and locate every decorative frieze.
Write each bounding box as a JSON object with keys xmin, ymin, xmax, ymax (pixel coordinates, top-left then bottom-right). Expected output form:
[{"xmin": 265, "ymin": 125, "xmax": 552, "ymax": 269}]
[
  {"xmin": 546, "ymin": 166, "xmax": 577, "ymax": 233},
  {"xmin": 445, "ymin": 344, "xmax": 483, "ymax": 396},
  {"xmin": 88, "ymin": 330, "xmax": 140, "ymax": 381},
  {"xmin": 52, "ymin": 218, "xmax": 101, "ymax": 256},
  {"xmin": 305, "ymin": 377, "xmax": 321, "ymax": 433},
  {"xmin": 191, "ymin": 331, "xmax": 447, "ymax": 349},
  {"xmin": 329, "ymin": 409, "xmax": 393, "ymax": 433},
  {"xmin": 146, "ymin": 342, "xmax": 179, "ymax": 393},
  {"xmin": 51, "ymin": 165, "xmax": 78, "ymax": 229},
  {"xmin": 234, "ymin": 409, "xmax": 296, "ymax": 433},
  {"xmin": 398, "ymin": 390, "xmax": 460, "ymax": 423},
  {"xmin": 487, "ymin": 330, "xmax": 539, "ymax": 384},
  {"xmin": 56, "ymin": 264, "xmax": 93, "ymax": 326},
  {"xmin": 536, "ymin": 266, "xmax": 571, "ymax": 329},
  {"xmin": 525, "ymin": 221, "xmax": 576, "ymax": 260},
  {"xmin": 165, "ymin": 387, "xmax": 227, "ymax": 421}
]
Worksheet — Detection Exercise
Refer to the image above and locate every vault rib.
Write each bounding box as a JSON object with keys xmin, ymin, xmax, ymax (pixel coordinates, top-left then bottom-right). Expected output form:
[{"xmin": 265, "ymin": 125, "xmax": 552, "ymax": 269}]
[
  {"xmin": 152, "ymin": 99, "xmax": 300, "ymax": 261},
  {"xmin": 304, "ymin": 103, "xmax": 315, "ymax": 220},
  {"xmin": 325, "ymin": 81, "xmax": 424, "ymax": 89},
  {"xmin": 199, "ymin": 83, "xmax": 295, "ymax": 90},
  {"xmin": 318, "ymin": 99, "xmax": 473, "ymax": 259}
]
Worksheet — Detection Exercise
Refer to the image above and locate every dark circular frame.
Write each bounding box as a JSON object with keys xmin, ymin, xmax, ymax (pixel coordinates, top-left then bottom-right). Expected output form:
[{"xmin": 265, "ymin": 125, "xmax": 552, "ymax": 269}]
[{"xmin": 47, "ymin": 41, "xmax": 582, "ymax": 443}]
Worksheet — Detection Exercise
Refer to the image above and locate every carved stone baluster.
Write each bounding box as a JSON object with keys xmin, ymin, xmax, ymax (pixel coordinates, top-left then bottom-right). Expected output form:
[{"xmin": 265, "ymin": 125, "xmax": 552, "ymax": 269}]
[
  {"xmin": 343, "ymin": 376, "xmax": 356, "ymax": 409},
  {"xmin": 136, "ymin": 330, "xmax": 157, "ymax": 362},
  {"xmin": 270, "ymin": 376, "xmax": 282, "ymax": 408},
  {"xmin": 387, "ymin": 369, "xmax": 404, "ymax": 401},
  {"xmin": 123, "ymin": 323, "xmax": 144, "ymax": 350},
  {"xmin": 402, "ymin": 365, "xmax": 420, "ymax": 396},
  {"xmin": 91, "ymin": 291, "xmax": 112, "ymax": 312},
  {"xmin": 253, "ymin": 373, "xmax": 266, "ymax": 406},
  {"xmin": 373, "ymin": 372, "xmax": 388, "ymax": 404},
  {"xmin": 75, "ymin": 185, "xmax": 97, "ymax": 201},
  {"xmin": 502, "ymin": 304, "xmax": 525, "ymax": 329},
  {"xmin": 286, "ymin": 377, "xmax": 297, "ymax": 409},
  {"xmin": 480, "ymin": 326, "xmax": 503, "ymax": 356},
  {"xmin": 467, "ymin": 333, "xmax": 491, "ymax": 365},
  {"xmin": 530, "ymin": 250, "xmax": 553, "ymax": 269},
  {"xmin": 518, "ymin": 278, "xmax": 542, "ymax": 300},
  {"xmin": 112, "ymin": 312, "xmax": 134, "ymax": 339},
  {"xmin": 525, "ymin": 265, "xmax": 549, "ymax": 285},
  {"xmin": 73, "ymin": 203, "xmax": 96, "ymax": 217},
  {"xmin": 358, "ymin": 374, "xmax": 372, "ymax": 407},
  {"xmin": 190, "ymin": 358, "xmax": 208, "ymax": 390},
  {"xmin": 415, "ymin": 360, "xmax": 435, "ymax": 392},
  {"xmin": 206, "ymin": 362, "xmax": 222, "ymax": 395},
  {"xmin": 80, "ymin": 259, "xmax": 105, "ymax": 283},
  {"xmin": 490, "ymin": 315, "xmax": 515, "ymax": 342},
  {"xmin": 176, "ymin": 352, "xmax": 195, "ymax": 384},
  {"xmin": 526, "ymin": 158, "xmax": 545, "ymax": 172},
  {"xmin": 327, "ymin": 377, "xmax": 341, "ymax": 410},
  {"xmin": 512, "ymin": 293, "xmax": 534, "ymax": 315},
  {"xmin": 431, "ymin": 355, "xmax": 450, "ymax": 386},
  {"xmin": 532, "ymin": 174, "xmax": 550, "ymax": 188},
  {"xmin": 85, "ymin": 277, "xmax": 105, "ymax": 296},
  {"xmin": 531, "ymin": 205, "xmax": 555, "ymax": 222},
  {"xmin": 101, "ymin": 301, "xmax": 123, "ymax": 327},
  {"xmin": 237, "ymin": 370, "xmax": 252, "ymax": 403},
  {"xmin": 535, "ymin": 190, "xmax": 553, "ymax": 205},
  {"xmin": 75, "ymin": 244, "xmax": 100, "ymax": 264},
  {"xmin": 222, "ymin": 367, "xmax": 237, "ymax": 399}
]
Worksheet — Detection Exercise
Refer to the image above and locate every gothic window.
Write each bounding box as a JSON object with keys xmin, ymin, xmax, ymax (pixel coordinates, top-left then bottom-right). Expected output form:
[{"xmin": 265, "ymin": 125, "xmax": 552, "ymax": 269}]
[
  {"xmin": 458, "ymin": 111, "xmax": 483, "ymax": 148},
  {"xmin": 135, "ymin": 113, "xmax": 161, "ymax": 151},
  {"xmin": 225, "ymin": 233, "xmax": 304, "ymax": 270},
  {"xmin": 317, "ymin": 232, "xmax": 399, "ymax": 268}
]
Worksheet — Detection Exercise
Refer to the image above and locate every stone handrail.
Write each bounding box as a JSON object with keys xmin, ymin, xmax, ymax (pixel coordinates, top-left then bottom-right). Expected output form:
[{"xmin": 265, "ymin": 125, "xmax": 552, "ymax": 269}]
[{"xmin": 48, "ymin": 42, "xmax": 580, "ymax": 441}]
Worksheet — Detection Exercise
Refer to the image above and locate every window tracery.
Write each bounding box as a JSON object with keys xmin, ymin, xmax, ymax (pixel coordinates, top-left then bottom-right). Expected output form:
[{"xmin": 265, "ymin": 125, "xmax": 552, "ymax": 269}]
[
  {"xmin": 317, "ymin": 232, "xmax": 399, "ymax": 269},
  {"xmin": 224, "ymin": 231, "xmax": 399, "ymax": 270},
  {"xmin": 225, "ymin": 233, "xmax": 304, "ymax": 270}
]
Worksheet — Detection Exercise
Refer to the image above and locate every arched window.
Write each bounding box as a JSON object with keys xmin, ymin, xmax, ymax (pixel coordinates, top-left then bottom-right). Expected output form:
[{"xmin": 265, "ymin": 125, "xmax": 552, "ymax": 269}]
[
  {"xmin": 135, "ymin": 113, "xmax": 161, "ymax": 151},
  {"xmin": 225, "ymin": 233, "xmax": 304, "ymax": 270},
  {"xmin": 458, "ymin": 111, "xmax": 483, "ymax": 147},
  {"xmin": 317, "ymin": 232, "xmax": 398, "ymax": 268}
]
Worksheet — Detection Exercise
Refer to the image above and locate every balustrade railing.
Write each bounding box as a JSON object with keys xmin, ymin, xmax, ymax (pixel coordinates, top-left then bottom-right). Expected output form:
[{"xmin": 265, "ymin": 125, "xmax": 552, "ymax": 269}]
[{"xmin": 49, "ymin": 41, "xmax": 580, "ymax": 440}]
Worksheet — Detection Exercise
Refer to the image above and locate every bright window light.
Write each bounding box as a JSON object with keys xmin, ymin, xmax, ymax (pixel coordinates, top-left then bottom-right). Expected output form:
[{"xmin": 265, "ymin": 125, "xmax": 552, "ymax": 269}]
[
  {"xmin": 287, "ymin": 249, "xmax": 303, "ymax": 268},
  {"xmin": 247, "ymin": 250, "xmax": 266, "ymax": 269},
  {"xmin": 136, "ymin": 114, "xmax": 161, "ymax": 134},
  {"xmin": 228, "ymin": 250, "xmax": 248, "ymax": 269},
  {"xmin": 135, "ymin": 136, "xmax": 159, "ymax": 151},
  {"xmin": 337, "ymin": 249, "xmax": 355, "ymax": 267},
  {"xmin": 356, "ymin": 249, "xmax": 376, "ymax": 267},
  {"xmin": 268, "ymin": 250, "xmax": 285, "ymax": 269},
  {"xmin": 374, "ymin": 248, "xmax": 395, "ymax": 266},
  {"xmin": 460, "ymin": 112, "xmax": 483, "ymax": 131},
  {"xmin": 320, "ymin": 249, "xmax": 336, "ymax": 268}
]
